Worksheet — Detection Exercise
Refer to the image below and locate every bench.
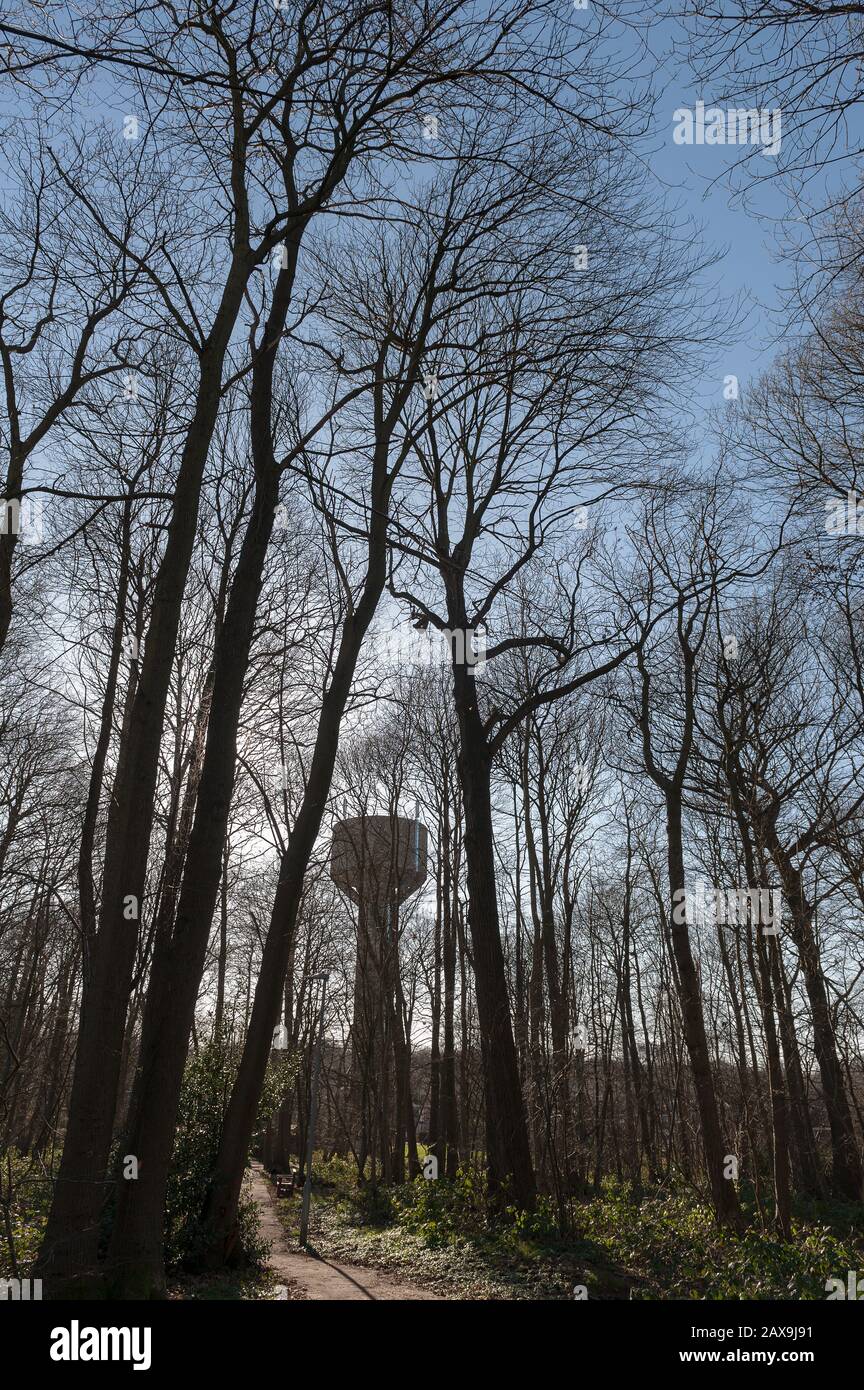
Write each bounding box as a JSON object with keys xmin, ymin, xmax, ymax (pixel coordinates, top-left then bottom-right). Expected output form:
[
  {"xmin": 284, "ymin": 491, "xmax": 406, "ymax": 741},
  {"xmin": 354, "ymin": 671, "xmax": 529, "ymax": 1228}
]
[{"xmin": 274, "ymin": 1172, "xmax": 297, "ymax": 1199}]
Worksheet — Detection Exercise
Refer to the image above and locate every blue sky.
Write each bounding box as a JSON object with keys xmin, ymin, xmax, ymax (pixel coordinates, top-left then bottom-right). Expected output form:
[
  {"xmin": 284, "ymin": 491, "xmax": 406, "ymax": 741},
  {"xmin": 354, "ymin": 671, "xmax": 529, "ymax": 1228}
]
[
  {"xmin": 621, "ymin": 6, "xmax": 863, "ymax": 425},
  {"xmin": 643, "ymin": 28, "xmax": 787, "ymax": 413},
  {"xmin": 3, "ymin": 3, "xmax": 859, "ymax": 457}
]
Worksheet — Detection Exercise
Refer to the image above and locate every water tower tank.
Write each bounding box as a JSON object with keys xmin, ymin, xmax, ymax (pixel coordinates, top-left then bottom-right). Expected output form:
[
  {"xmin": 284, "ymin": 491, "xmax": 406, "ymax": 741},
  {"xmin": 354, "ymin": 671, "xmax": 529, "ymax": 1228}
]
[{"xmin": 330, "ymin": 815, "xmax": 428, "ymax": 906}]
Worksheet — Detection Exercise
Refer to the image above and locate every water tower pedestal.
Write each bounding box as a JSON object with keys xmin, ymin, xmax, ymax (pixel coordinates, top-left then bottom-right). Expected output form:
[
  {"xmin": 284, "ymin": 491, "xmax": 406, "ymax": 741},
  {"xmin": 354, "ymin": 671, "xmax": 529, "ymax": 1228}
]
[{"xmin": 330, "ymin": 815, "xmax": 428, "ymax": 1181}]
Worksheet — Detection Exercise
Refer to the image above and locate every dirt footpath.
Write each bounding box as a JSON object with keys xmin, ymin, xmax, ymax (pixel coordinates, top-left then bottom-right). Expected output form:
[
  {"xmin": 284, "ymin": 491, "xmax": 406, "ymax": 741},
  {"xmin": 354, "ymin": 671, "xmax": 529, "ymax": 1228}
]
[{"xmin": 250, "ymin": 1164, "xmax": 443, "ymax": 1301}]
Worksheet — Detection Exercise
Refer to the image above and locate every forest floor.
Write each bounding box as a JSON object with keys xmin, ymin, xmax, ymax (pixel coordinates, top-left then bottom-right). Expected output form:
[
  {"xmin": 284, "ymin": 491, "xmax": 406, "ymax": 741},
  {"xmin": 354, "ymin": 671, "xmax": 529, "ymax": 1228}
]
[
  {"xmin": 267, "ymin": 1157, "xmax": 864, "ymax": 1302},
  {"xmin": 268, "ymin": 1158, "xmax": 638, "ymax": 1300},
  {"xmin": 249, "ymin": 1163, "xmax": 441, "ymax": 1300},
  {"xmin": 9, "ymin": 1147, "xmax": 861, "ymax": 1302}
]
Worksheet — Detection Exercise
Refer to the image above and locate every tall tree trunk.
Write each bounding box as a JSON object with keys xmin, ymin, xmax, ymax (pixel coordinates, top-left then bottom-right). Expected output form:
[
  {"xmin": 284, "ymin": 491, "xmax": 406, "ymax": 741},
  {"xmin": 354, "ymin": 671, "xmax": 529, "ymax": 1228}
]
[
  {"xmin": 104, "ymin": 235, "xmax": 314, "ymax": 1295},
  {"xmin": 449, "ymin": 650, "xmax": 535, "ymax": 1210},
  {"xmin": 441, "ymin": 796, "xmax": 460, "ymax": 1177},
  {"xmin": 427, "ymin": 835, "xmax": 443, "ymax": 1162},
  {"xmin": 37, "ymin": 257, "xmax": 255, "ymax": 1294},
  {"xmin": 772, "ymin": 946, "xmax": 823, "ymax": 1196},
  {"xmin": 665, "ymin": 794, "xmax": 743, "ymax": 1229},
  {"xmin": 214, "ymin": 845, "xmax": 229, "ymax": 1040},
  {"xmin": 763, "ymin": 827, "xmax": 863, "ymax": 1200},
  {"xmin": 106, "ymin": 452, "xmax": 281, "ymax": 1296},
  {"xmin": 77, "ymin": 495, "xmax": 134, "ymax": 951},
  {"xmin": 728, "ymin": 796, "xmax": 792, "ymax": 1236}
]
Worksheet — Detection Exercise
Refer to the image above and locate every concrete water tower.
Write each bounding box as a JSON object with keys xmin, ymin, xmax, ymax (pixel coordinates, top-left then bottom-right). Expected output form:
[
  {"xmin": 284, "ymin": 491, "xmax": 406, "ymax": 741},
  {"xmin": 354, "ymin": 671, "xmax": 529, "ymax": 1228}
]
[{"xmin": 330, "ymin": 814, "xmax": 428, "ymax": 1176}]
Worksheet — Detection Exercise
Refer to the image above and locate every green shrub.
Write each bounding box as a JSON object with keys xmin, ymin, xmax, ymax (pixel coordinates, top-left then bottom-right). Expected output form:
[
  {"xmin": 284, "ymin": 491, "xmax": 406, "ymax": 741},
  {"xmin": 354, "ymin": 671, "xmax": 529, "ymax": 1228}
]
[
  {"xmin": 346, "ymin": 1182, "xmax": 397, "ymax": 1227},
  {"xmin": 0, "ymin": 1149, "xmax": 51, "ymax": 1277},
  {"xmin": 576, "ymin": 1185, "xmax": 864, "ymax": 1299},
  {"xmin": 165, "ymin": 1034, "xmax": 297, "ymax": 1270},
  {"xmin": 391, "ymin": 1167, "xmax": 490, "ymax": 1245},
  {"xmin": 500, "ymin": 1197, "xmax": 559, "ymax": 1246}
]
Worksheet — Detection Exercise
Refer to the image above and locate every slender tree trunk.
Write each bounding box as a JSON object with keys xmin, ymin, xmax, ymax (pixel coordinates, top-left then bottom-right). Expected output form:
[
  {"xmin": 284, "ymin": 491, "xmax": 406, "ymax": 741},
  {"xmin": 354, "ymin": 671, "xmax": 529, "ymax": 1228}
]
[
  {"xmin": 772, "ymin": 946, "xmax": 823, "ymax": 1196},
  {"xmin": 427, "ymin": 828, "xmax": 443, "ymax": 1161},
  {"xmin": 441, "ymin": 799, "xmax": 460, "ymax": 1177},
  {"xmin": 764, "ymin": 828, "xmax": 863, "ymax": 1200},
  {"xmin": 214, "ymin": 845, "xmax": 229, "ymax": 1040},
  {"xmin": 449, "ymin": 652, "xmax": 535, "ymax": 1210},
  {"xmin": 77, "ymin": 497, "xmax": 134, "ymax": 951}
]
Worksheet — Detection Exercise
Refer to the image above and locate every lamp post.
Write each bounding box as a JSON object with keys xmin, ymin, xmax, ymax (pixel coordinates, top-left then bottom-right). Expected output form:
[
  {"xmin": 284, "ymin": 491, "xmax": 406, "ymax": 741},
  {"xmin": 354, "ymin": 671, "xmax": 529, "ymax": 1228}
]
[{"xmin": 299, "ymin": 971, "xmax": 329, "ymax": 1247}]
